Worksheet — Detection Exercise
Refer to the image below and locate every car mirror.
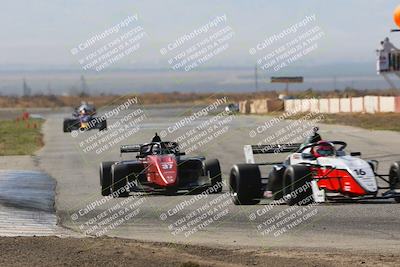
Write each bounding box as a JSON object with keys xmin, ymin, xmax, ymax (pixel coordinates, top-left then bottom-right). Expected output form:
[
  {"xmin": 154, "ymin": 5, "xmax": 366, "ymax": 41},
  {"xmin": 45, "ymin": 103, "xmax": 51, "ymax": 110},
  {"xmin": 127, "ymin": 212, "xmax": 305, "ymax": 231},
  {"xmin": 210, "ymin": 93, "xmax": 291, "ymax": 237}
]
[
  {"xmin": 350, "ymin": 152, "xmax": 361, "ymax": 157},
  {"xmin": 178, "ymin": 152, "xmax": 186, "ymax": 156}
]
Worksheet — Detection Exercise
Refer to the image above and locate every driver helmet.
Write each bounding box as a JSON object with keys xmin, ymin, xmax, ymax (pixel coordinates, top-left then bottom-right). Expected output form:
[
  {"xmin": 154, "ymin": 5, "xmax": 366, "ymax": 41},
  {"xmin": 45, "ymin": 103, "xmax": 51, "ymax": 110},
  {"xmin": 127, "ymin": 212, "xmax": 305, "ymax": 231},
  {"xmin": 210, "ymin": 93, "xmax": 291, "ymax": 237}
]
[
  {"xmin": 311, "ymin": 141, "xmax": 335, "ymax": 158},
  {"xmin": 79, "ymin": 104, "xmax": 89, "ymax": 114},
  {"xmin": 152, "ymin": 144, "xmax": 161, "ymax": 155}
]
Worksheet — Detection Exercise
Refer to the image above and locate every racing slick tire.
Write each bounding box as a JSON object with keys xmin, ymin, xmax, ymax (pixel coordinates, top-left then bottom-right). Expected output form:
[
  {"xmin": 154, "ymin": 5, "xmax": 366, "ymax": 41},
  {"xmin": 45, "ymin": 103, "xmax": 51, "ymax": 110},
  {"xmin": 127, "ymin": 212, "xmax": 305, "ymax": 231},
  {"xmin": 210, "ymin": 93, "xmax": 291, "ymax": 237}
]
[
  {"xmin": 63, "ymin": 119, "xmax": 74, "ymax": 132},
  {"xmin": 111, "ymin": 164, "xmax": 131, "ymax": 198},
  {"xmin": 283, "ymin": 165, "xmax": 314, "ymax": 206},
  {"xmin": 100, "ymin": 161, "xmax": 116, "ymax": 196},
  {"xmin": 99, "ymin": 120, "xmax": 107, "ymax": 131},
  {"xmin": 230, "ymin": 164, "xmax": 261, "ymax": 205},
  {"xmin": 204, "ymin": 159, "xmax": 223, "ymax": 193},
  {"xmin": 389, "ymin": 161, "xmax": 400, "ymax": 203},
  {"xmin": 267, "ymin": 166, "xmax": 285, "ymax": 200}
]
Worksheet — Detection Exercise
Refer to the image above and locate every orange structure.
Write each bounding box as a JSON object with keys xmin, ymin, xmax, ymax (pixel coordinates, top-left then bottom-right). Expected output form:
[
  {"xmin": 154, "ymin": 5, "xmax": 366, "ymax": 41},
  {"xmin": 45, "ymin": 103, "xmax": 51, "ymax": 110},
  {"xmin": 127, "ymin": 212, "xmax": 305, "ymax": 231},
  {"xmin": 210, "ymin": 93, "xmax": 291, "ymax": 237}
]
[{"xmin": 394, "ymin": 5, "xmax": 400, "ymax": 28}]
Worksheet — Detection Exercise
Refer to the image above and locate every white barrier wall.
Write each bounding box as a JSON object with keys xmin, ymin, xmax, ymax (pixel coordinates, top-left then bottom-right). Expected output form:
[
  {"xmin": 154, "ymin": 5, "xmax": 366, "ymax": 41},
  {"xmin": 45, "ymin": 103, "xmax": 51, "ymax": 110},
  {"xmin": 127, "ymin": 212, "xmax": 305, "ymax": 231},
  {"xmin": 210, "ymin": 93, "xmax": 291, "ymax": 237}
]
[
  {"xmin": 380, "ymin": 96, "xmax": 396, "ymax": 112},
  {"xmin": 240, "ymin": 99, "xmax": 284, "ymax": 114},
  {"xmin": 318, "ymin": 99, "xmax": 330, "ymax": 113},
  {"xmin": 351, "ymin": 97, "xmax": 364, "ymax": 112},
  {"xmin": 284, "ymin": 99, "xmax": 295, "ymax": 112},
  {"xmin": 301, "ymin": 99, "xmax": 311, "ymax": 112},
  {"xmin": 339, "ymin": 98, "xmax": 351, "ymax": 113},
  {"xmin": 244, "ymin": 96, "xmax": 400, "ymax": 114},
  {"xmin": 294, "ymin": 99, "xmax": 302, "ymax": 112},
  {"xmin": 239, "ymin": 100, "xmax": 252, "ymax": 114},
  {"xmin": 329, "ymin": 98, "xmax": 340, "ymax": 113},
  {"xmin": 364, "ymin": 96, "xmax": 379, "ymax": 114},
  {"xmin": 283, "ymin": 96, "xmax": 400, "ymax": 114},
  {"xmin": 309, "ymin": 98, "xmax": 319, "ymax": 113}
]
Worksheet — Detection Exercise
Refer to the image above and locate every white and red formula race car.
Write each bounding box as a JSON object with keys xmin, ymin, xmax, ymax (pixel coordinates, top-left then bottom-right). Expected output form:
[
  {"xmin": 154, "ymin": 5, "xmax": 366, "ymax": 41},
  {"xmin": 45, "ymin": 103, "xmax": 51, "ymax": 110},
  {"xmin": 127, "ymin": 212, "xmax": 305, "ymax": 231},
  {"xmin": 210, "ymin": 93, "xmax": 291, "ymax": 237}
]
[{"xmin": 229, "ymin": 139, "xmax": 400, "ymax": 205}]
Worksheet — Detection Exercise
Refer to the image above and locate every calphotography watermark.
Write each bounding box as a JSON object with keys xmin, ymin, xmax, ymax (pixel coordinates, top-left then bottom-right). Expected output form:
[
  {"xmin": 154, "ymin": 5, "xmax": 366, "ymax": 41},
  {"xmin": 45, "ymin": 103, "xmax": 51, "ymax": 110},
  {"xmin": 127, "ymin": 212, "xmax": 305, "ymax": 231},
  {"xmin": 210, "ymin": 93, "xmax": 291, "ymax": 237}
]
[
  {"xmin": 70, "ymin": 14, "xmax": 147, "ymax": 72},
  {"xmin": 160, "ymin": 15, "xmax": 235, "ymax": 71},
  {"xmin": 255, "ymin": 200, "xmax": 319, "ymax": 237},
  {"xmin": 248, "ymin": 98, "xmax": 325, "ymax": 154},
  {"xmin": 80, "ymin": 109, "xmax": 145, "ymax": 155},
  {"xmin": 71, "ymin": 97, "xmax": 139, "ymax": 138},
  {"xmin": 250, "ymin": 14, "xmax": 317, "ymax": 54},
  {"xmin": 248, "ymin": 107, "xmax": 301, "ymax": 139},
  {"xmin": 70, "ymin": 181, "xmax": 147, "ymax": 237},
  {"xmin": 250, "ymin": 14, "xmax": 324, "ymax": 72},
  {"xmin": 160, "ymin": 97, "xmax": 227, "ymax": 138},
  {"xmin": 159, "ymin": 97, "xmax": 236, "ymax": 154},
  {"xmin": 255, "ymin": 111, "xmax": 325, "ymax": 154},
  {"xmin": 159, "ymin": 184, "xmax": 230, "ymax": 238},
  {"xmin": 248, "ymin": 182, "xmax": 319, "ymax": 238},
  {"xmin": 70, "ymin": 97, "xmax": 147, "ymax": 156}
]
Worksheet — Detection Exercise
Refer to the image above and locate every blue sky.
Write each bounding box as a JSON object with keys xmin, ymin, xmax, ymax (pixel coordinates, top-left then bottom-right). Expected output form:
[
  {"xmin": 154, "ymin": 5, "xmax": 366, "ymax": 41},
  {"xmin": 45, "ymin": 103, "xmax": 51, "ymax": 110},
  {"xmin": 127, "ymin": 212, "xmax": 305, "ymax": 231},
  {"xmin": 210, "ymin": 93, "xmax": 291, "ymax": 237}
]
[{"xmin": 1, "ymin": 0, "xmax": 399, "ymax": 69}]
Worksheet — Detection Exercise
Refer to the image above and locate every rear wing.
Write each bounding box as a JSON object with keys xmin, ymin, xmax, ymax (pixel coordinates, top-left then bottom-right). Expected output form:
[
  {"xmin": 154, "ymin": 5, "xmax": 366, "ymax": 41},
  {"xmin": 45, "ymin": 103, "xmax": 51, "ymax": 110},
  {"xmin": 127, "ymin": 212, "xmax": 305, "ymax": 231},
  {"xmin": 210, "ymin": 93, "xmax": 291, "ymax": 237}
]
[
  {"xmin": 244, "ymin": 143, "xmax": 302, "ymax": 163},
  {"xmin": 120, "ymin": 144, "xmax": 141, "ymax": 153}
]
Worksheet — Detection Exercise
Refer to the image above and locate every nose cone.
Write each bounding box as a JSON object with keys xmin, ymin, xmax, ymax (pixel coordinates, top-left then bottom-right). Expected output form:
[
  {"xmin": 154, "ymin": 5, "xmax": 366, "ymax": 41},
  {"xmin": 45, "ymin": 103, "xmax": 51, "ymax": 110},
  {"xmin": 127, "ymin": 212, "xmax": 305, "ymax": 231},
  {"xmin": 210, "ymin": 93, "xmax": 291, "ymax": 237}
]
[{"xmin": 157, "ymin": 155, "xmax": 178, "ymax": 185}]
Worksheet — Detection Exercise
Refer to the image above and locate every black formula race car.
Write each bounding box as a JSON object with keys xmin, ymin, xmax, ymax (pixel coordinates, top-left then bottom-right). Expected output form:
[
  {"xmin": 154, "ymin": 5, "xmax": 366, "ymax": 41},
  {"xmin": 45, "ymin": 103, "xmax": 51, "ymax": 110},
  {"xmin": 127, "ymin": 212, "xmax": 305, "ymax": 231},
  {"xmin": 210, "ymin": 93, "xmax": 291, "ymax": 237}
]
[
  {"xmin": 230, "ymin": 141, "xmax": 400, "ymax": 205},
  {"xmin": 100, "ymin": 141, "xmax": 222, "ymax": 197},
  {"xmin": 63, "ymin": 103, "xmax": 107, "ymax": 132}
]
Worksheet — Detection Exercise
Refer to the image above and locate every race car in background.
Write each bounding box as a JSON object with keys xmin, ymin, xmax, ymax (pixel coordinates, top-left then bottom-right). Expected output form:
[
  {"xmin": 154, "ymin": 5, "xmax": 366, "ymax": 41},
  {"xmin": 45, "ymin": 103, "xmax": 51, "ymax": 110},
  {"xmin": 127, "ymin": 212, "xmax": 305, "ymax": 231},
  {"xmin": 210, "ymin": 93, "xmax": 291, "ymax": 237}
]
[
  {"xmin": 225, "ymin": 103, "xmax": 239, "ymax": 113},
  {"xmin": 230, "ymin": 140, "xmax": 400, "ymax": 205},
  {"xmin": 100, "ymin": 140, "xmax": 222, "ymax": 197},
  {"xmin": 63, "ymin": 102, "xmax": 107, "ymax": 132}
]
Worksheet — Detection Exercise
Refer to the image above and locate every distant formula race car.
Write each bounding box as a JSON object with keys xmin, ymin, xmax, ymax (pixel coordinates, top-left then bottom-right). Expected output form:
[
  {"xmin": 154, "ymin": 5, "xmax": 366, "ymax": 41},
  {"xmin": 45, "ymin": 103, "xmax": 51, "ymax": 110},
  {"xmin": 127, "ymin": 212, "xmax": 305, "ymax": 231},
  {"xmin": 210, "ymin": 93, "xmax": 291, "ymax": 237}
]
[
  {"xmin": 63, "ymin": 103, "xmax": 107, "ymax": 132},
  {"xmin": 230, "ymin": 140, "xmax": 400, "ymax": 205},
  {"xmin": 225, "ymin": 103, "xmax": 239, "ymax": 113},
  {"xmin": 100, "ymin": 141, "xmax": 222, "ymax": 197}
]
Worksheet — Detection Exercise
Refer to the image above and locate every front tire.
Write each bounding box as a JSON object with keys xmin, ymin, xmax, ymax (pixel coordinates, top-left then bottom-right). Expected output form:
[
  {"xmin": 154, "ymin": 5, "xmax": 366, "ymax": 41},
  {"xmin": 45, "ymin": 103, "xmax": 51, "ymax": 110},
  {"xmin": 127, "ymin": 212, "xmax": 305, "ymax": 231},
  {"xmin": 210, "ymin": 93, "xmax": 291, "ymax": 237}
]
[
  {"xmin": 204, "ymin": 159, "xmax": 222, "ymax": 193},
  {"xmin": 229, "ymin": 164, "xmax": 261, "ymax": 205},
  {"xmin": 99, "ymin": 120, "xmax": 107, "ymax": 131},
  {"xmin": 100, "ymin": 161, "xmax": 116, "ymax": 196},
  {"xmin": 282, "ymin": 165, "xmax": 313, "ymax": 206},
  {"xmin": 63, "ymin": 119, "xmax": 71, "ymax": 132},
  {"xmin": 389, "ymin": 161, "xmax": 400, "ymax": 203},
  {"xmin": 111, "ymin": 164, "xmax": 130, "ymax": 198}
]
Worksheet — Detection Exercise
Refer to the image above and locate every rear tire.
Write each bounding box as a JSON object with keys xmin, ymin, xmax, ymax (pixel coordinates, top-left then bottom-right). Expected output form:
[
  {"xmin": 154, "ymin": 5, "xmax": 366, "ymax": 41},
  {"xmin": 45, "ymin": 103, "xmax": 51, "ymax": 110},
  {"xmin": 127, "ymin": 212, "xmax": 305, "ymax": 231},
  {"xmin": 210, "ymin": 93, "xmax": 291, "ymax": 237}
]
[
  {"xmin": 229, "ymin": 164, "xmax": 261, "ymax": 205},
  {"xmin": 100, "ymin": 161, "xmax": 116, "ymax": 196},
  {"xmin": 111, "ymin": 164, "xmax": 131, "ymax": 198},
  {"xmin": 282, "ymin": 165, "xmax": 313, "ymax": 206},
  {"xmin": 389, "ymin": 161, "xmax": 400, "ymax": 203},
  {"xmin": 267, "ymin": 166, "xmax": 285, "ymax": 200},
  {"xmin": 204, "ymin": 159, "xmax": 222, "ymax": 193}
]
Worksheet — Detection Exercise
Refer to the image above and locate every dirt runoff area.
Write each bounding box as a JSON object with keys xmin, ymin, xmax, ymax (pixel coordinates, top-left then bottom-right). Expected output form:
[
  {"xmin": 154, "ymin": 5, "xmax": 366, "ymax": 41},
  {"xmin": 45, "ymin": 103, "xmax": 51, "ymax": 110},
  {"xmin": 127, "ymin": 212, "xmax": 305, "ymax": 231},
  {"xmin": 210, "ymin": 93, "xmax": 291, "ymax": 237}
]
[{"xmin": 0, "ymin": 237, "xmax": 398, "ymax": 267}]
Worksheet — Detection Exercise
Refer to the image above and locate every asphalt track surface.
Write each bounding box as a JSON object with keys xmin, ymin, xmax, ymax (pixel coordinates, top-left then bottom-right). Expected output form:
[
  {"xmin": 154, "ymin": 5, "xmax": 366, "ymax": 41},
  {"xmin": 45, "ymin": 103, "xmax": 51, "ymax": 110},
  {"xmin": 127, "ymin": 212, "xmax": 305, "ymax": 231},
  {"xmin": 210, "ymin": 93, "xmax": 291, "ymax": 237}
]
[
  {"xmin": 0, "ymin": 170, "xmax": 60, "ymax": 236},
  {"xmin": 38, "ymin": 106, "xmax": 400, "ymax": 252}
]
